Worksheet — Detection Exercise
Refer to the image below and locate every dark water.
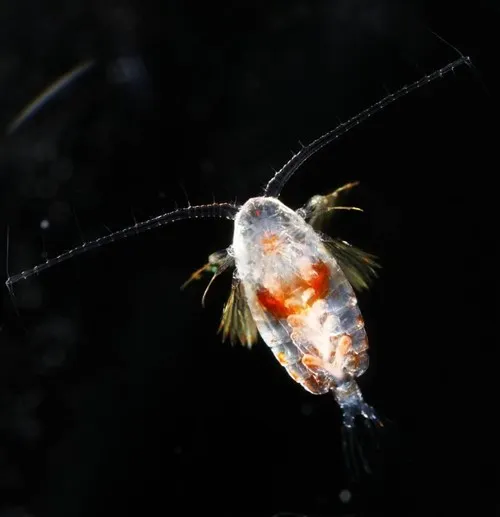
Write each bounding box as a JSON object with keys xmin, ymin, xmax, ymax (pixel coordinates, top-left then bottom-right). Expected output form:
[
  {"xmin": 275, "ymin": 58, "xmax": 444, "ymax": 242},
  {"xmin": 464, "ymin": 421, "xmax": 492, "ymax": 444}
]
[{"xmin": 0, "ymin": 1, "xmax": 496, "ymax": 516}]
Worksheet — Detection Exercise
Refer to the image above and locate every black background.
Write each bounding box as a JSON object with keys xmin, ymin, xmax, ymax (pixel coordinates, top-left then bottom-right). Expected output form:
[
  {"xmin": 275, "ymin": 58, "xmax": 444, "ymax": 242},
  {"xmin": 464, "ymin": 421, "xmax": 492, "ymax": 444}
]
[{"xmin": 0, "ymin": 1, "xmax": 497, "ymax": 516}]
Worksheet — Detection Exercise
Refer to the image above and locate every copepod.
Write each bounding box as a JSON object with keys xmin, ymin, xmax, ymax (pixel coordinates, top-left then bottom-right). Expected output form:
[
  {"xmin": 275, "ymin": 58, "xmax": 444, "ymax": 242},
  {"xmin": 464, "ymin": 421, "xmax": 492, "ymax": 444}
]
[
  {"xmin": 231, "ymin": 194, "xmax": 377, "ymax": 425},
  {"xmin": 6, "ymin": 54, "xmax": 471, "ymax": 477}
]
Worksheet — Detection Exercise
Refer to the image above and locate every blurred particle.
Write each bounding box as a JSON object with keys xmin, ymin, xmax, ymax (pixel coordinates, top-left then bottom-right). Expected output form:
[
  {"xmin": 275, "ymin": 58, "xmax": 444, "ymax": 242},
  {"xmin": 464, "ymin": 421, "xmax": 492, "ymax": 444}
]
[
  {"xmin": 40, "ymin": 219, "xmax": 50, "ymax": 230},
  {"xmin": 19, "ymin": 174, "xmax": 36, "ymax": 198},
  {"xmin": 0, "ymin": 507, "xmax": 35, "ymax": 517},
  {"xmin": 107, "ymin": 54, "xmax": 153, "ymax": 108},
  {"xmin": 35, "ymin": 177, "xmax": 58, "ymax": 199},
  {"xmin": 14, "ymin": 414, "xmax": 41, "ymax": 442},
  {"xmin": 18, "ymin": 389, "xmax": 44, "ymax": 410},
  {"xmin": 315, "ymin": 494, "xmax": 328, "ymax": 506},
  {"xmin": 300, "ymin": 402, "xmax": 313, "ymax": 416},
  {"xmin": 108, "ymin": 56, "xmax": 146, "ymax": 85},
  {"xmin": 272, "ymin": 513, "xmax": 306, "ymax": 517},
  {"xmin": 73, "ymin": 173, "xmax": 94, "ymax": 195},
  {"xmin": 0, "ymin": 471, "xmax": 22, "ymax": 492},
  {"xmin": 339, "ymin": 488, "xmax": 352, "ymax": 503},
  {"xmin": 16, "ymin": 285, "xmax": 42, "ymax": 310},
  {"xmin": 33, "ymin": 140, "xmax": 56, "ymax": 163},
  {"xmin": 31, "ymin": 316, "xmax": 77, "ymax": 375},
  {"xmin": 200, "ymin": 159, "xmax": 214, "ymax": 174},
  {"xmin": 50, "ymin": 158, "xmax": 73, "ymax": 181},
  {"xmin": 173, "ymin": 446, "xmax": 182, "ymax": 455},
  {"xmin": 48, "ymin": 200, "xmax": 70, "ymax": 223},
  {"xmin": 40, "ymin": 344, "xmax": 67, "ymax": 370}
]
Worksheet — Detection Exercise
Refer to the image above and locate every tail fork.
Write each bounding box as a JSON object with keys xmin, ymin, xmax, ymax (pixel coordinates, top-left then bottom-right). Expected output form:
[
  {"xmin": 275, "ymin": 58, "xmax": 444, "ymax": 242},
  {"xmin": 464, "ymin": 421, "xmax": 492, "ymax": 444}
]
[{"xmin": 332, "ymin": 380, "xmax": 383, "ymax": 480}]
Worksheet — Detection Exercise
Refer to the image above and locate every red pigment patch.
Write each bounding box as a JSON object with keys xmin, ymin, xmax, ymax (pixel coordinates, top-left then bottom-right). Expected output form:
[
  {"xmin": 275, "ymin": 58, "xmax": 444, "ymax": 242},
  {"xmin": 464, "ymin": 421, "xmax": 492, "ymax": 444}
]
[
  {"xmin": 256, "ymin": 288, "xmax": 292, "ymax": 319},
  {"xmin": 307, "ymin": 261, "xmax": 330, "ymax": 301},
  {"xmin": 257, "ymin": 260, "xmax": 331, "ymax": 319}
]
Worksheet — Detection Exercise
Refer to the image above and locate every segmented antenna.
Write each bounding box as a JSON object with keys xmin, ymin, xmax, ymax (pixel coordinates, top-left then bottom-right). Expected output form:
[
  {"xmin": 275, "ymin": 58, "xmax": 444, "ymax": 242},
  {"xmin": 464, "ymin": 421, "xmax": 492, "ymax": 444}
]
[
  {"xmin": 263, "ymin": 55, "xmax": 471, "ymax": 198},
  {"xmin": 6, "ymin": 202, "xmax": 239, "ymax": 290}
]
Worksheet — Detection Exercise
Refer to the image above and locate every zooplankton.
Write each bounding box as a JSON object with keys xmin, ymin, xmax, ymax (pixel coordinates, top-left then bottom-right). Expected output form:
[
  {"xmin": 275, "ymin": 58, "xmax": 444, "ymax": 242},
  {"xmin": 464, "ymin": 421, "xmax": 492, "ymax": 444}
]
[{"xmin": 7, "ymin": 54, "xmax": 470, "ymax": 474}]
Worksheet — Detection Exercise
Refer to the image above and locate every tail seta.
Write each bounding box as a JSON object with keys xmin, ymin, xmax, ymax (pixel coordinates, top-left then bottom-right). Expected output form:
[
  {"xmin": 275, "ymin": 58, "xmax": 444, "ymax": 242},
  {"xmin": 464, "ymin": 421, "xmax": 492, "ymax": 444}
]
[{"xmin": 332, "ymin": 379, "xmax": 386, "ymax": 480}]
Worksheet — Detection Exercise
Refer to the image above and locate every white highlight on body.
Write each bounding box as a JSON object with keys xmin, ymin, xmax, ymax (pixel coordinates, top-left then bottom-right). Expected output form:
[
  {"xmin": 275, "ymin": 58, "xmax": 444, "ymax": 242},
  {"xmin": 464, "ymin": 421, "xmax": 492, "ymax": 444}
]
[{"xmin": 232, "ymin": 196, "xmax": 359, "ymax": 387}]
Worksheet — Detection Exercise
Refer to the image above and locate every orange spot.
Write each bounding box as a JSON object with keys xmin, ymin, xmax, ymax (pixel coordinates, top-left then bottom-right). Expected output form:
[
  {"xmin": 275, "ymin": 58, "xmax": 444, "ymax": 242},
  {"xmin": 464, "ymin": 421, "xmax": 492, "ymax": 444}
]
[
  {"xmin": 287, "ymin": 315, "xmax": 302, "ymax": 327},
  {"xmin": 290, "ymin": 370, "xmax": 301, "ymax": 381},
  {"xmin": 308, "ymin": 261, "xmax": 330, "ymax": 300},
  {"xmin": 256, "ymin": 288, "xmax": 292, "ymax": 319},
  {"xmin": 328, "ymin": 343, "xmax": 337, "ymax": 362},
  {"xmin": 338, "ymin": 334, "xmax": 353, "ymax": 356},
  {"xmin": 261, "ymin": 232, "xmax": 281, "ymax": 254},
  {"xmin": 277, "ymin": 351, "xmax": 288, "ymax": 365},
  {"xmin": 302, "ymin": 376, "xmax": 324, "ymax": 394},
  {"xmin": 302, "ymin": 354, "xmax": 322, "ymax": 369}
]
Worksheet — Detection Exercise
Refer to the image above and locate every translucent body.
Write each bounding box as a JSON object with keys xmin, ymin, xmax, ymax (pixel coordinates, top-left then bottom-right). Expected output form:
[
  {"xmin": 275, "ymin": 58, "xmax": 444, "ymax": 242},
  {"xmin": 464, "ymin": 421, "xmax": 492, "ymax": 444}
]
[{"xmin": 232, "ymin": 197, "xmax": 372, "ymax": 418}]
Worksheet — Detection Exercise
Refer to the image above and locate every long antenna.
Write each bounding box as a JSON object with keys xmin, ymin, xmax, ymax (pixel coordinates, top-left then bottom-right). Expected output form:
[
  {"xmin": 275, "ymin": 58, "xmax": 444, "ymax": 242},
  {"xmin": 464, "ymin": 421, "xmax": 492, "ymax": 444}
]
[
  {"xmin": 6, "ymin": 59, "xmax": 95, "ymax": 135},
  {"xmin": 263, "ymin": 54, "xmax": 471, "ymax": 198},
  {"xmin": 6, "ymin": 202, "xmax": 239, "ymax": 291}
]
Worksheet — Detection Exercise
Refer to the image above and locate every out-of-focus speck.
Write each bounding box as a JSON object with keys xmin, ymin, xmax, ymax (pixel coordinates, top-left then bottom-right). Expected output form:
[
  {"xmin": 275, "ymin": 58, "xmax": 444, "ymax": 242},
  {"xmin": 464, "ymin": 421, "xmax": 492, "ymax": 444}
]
[
  {"xmin": 315, "ymin": 494, "xmax": 328, "ymax": 506},
  {"xmin": 17, "ymin": 285, "xmax": 42, "ymax": 309},
  {"xmin": 73, "ymin": 174, "xmax": 93, "ymax": 195},
  {"xmin": 108, "ymin": 56, "xmax": 146, "ymax": 85},
  {"xmin": 40, "ymin": 219, "xmax": 50, "ymax": 230},
  {"xmin": 19, "ymin": 175, "xmax": 36, "ymax": 198},
  {"xmin": 339, "ymin": 488, "xmax": 352, "ymax": 503},
  {"xmin": 244, "ymin": 72, "xmax": 260, "ymax": 93},
  {"xmin": 36, "ymin": 177, "xmax": 58, "ymax": 199},
  {"xmin": 31, "ymin": 316, "xmax": 77, "ymax": 375},
  {"xmin": 19, "ymin": 389, "xmax": 44, "ymax": 410},
  {"xmin": 33, "ymin": 140, "xmax": 56, "ymax": 163},
  {"xmin": 40, "ymin": 343, "xmax": 67, "ymax": 370},
  {"xmin": 0, "ymin": 462, "xmax": 22, "ymax": 489},
  {"xmin": 188, "ymin": 96, "xmax": 212, "ymax": 120},
  {"xmin": 200, "ymin": 159, "xmax": 214, "ymax": 174},
  {"xmin": 301, "ymin": 403, "xmax": 313, "ymax": 416},
  {"xmin": 271, "ymin": 513, "xmax": 305, "ymax": 517},
  {"xmin": 15, "ymin": 414, "xmax": 41, "ymax": 441},
  {"xmin": 158, "ymin": 191, "xmax": 166, "ymax": 199},
  {"xmin": 50, "ymin": 157, "xmax": 73, "ymax": 181},
  {"xmin": 0, "ymin": 506, "xmax": 35, "ymax": 517},
  {"xmin": 48, "ymin": 200, "xmax": 70, "ymax": 223},
  {"xmin": 173, "ymin": 446, "xmax": 182, "ymax": 455}
]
